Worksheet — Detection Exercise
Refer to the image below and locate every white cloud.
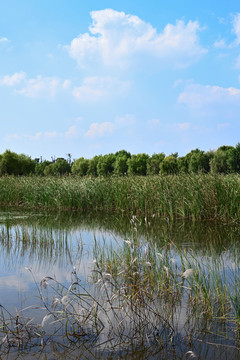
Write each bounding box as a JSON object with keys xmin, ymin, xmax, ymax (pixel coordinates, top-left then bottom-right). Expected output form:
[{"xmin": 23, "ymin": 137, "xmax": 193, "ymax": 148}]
[
  {"xmin": 0, "ymin": 37, "xmax": 9, "ymax": 43},
  {"xmin": 213, "ymin": 14, "xmax": 240, "ymax": 50},
  {"xmin": 217, "ymin": 123, "xmax": 229, "ymax": 130},
  {"xmin": 5, "ymin": 132, "xmax": 42, "ymax": 141},
  {"xmin": 218, "ymin": 17, "xmax": 227, "ymax": 25},
  {"xmin": 177, "ymin": 122, "xmax": 190, "ymax": 130},
  {"xmin": 62, "ymin": 79, "xmax": 72, "ymax": 89},
  {"xmin": 17, "ymin": 76, "xmax": 61, "ymax": 98},
  {"xmin": 0, "ymin": 71, "xmax": 26, "ymax": 86},
  {"xmin": 85, "ymin": 122, "xmax": 114, "ymax": 137},
  {"xmin": 65, "ymin": 125, "xmax": 78, "ymax": 138},
  {"xmin": 214, "ymin": 39, "xmax": 227, "ymax": 48},
  {"xmin": 73, "ymin": 76, "xmax": 130, "ymax": 101},
  {"xmin": 232, "ymin": 13, "xmax": 240, "ymax": 45},
  {"xmin": 236, "ymin": 55, "xmax": 240, "ymax": 69},
  {"xmin": 6, "ymin": 127, "xmax": 81, "ymax": 142},
  {"xmin": 178, "ymin": 83, "xmax": 240, "ymax": 119},
  {"xmin": 1, "ymin": 71, "xmax": 127, "ymax": 102},
  {"xmin": 6, "ymin": 131, "xmax": 60, "ymax": 142},
  {"xmin": 178, "ymin": 83, "xmax": 240, "ymax": 109},
  {"xmin": 75, "ymin": 116, "xmax": 84, "ymax": 123},
  {"xmin": 114, "ymin": 114, "xmax": 135, "ymax": 127},
  {"xmin": 67, "ymin": 9, "xmax": 206, "ymax": 69},
  {"xmin": 147, "ymin": 118, "xmax": 161, "ymax": 128},
  {"xmin": 24, "ymin": 132, "xmax": 42, "ymax": 141},
  {"xmin": 85, "ymin": 114, "xmax": 135, "ymax": 138},
  {"xmin": 173, "ymin": 78, "xmax": 183, "ymax": 88},
  {"xmin": 5, "ymin": 133, "xmax": 21, "ymax": 141},
  {"xmin": 0, "ymin": 72, "xmax": 71, "ymax": 99},
  {"xmin": 44, "ymin": 131, "xmax": 58, "ymax": 139}
]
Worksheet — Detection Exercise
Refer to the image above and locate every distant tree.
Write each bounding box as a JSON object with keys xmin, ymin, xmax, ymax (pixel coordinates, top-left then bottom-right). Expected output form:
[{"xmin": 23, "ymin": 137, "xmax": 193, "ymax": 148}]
[
  {"xmin": 43, "ymin": 163, "xmax": 56, "ymax": 176},
  {"xmin": 188, "ymin": 151, "xmax": 211, "ymax": 173},
  {"xmin": 35, "ymin": 160, "xmax": 51, "ymax": 176},
  {"xmin": 160, "ymin": 155, "xmax": 178, "ymax": 175},
  {"xmin": 43, "ymin": 158, "xmax": 71, "ymax": 176},
  {"xmin": 177, "ymin": 156, "xmax": 188, "ymax": 173},
  {"xmin": 146, "ymin": 153, "xmax": 165, "ymax": 175},
  {"xmin": 114, "ymin": 150, "xmax": 131, "ymax": 158},
  {"xmin": 210, "ymin": 151, "xmax": 229, "ymax": 173},
  {"xmin": 18, "ymin": 154, "xmax": 36, "ymax": 175},
  {"xmin": 97, "ymin": 154, "xmax": 116, "ymax": 176},
  {"xmin": 217, "ymin": 145, "xmax": 234, "ymax": 152},
  {"xmin": 179, "ymin": 148, "xmax": 212, "ymax": 174},
  {"xmin": 71, "ymin": 157, "xmax": 90, "ymax": 176},
  {"xmin": 182, "ymin": 149, "xmax": 201, "ymax": 173},
  {"xmin": 0, "ymin": 150, "xmax": 20, "ymax": 175},
  {"xmin": 54, "ymin": 158, "xmax": 71, "ymax": 175},
  {"xmin": 210, "ymin": 146, "xmax": 234, "ymax": 174},
  {"xmin": 171, "ymin": 152, "xmax": 178, "ymax": 158},
  {"xmin": 127, "ymin": 153, "xmax": 149, "ymax": 175},
  {"xmin": 0, "ymin": 150, "xmax": 35, "ymax": 175},
  {"xmin": 205, "ymin": 150, "xmax": 215, "ymax": 169},
  {"xmin": 226, "ymin": 143, "xmax": 240, "ymax": 173},
  {"xmin": 114, "ymin": 155, "xmax": 128, "ymax": 176},
  {"xmin": 87, "ymin": 156, "xmax": 101, "ymax": 177}
]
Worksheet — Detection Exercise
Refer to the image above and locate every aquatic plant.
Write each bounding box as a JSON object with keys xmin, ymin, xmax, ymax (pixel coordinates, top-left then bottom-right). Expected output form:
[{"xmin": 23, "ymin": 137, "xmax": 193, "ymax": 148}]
[
  {"xmin": 0, "ymin": 237, "xmax": 240, "ymax": 359},
  {"xmin": 0, "ymin": 174, "xmax": 240, "ymax": 221}
]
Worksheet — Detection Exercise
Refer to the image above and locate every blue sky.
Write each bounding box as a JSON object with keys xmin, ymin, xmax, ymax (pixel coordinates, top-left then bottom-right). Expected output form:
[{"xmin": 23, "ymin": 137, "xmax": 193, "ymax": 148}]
[{"xmin": 1, "ymin": 0, "xmax": 240, "ymax": 160}]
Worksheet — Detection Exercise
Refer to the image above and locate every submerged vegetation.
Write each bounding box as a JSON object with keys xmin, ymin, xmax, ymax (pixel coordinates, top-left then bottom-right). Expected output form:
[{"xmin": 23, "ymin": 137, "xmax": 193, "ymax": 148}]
[
  {"xmin": 0, "ymin": 174, "xmax": 240, "ymax": 221},
  {"xmin": 0, "ymin": 215, "xmax": 240, "ymax": 359}
]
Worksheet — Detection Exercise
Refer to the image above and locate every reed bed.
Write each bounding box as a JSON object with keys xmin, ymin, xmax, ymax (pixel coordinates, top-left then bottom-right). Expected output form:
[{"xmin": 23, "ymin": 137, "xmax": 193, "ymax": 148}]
[{"xmin": 0, "ymin": 174, "xmax": 240, "ymax": 221}]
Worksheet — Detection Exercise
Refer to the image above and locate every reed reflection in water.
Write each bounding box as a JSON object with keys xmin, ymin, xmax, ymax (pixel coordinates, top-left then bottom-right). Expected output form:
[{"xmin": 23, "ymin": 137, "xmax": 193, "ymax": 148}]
[{"xmin": 0, "ymin": 211, "xmax": 240, "ymax": 359}]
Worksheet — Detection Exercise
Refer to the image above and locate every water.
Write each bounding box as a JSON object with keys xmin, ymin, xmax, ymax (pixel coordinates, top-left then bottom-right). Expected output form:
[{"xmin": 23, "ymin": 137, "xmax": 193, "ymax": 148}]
[{"xmin": 0, "ymin": 210, "xmax": 240, "ymax": 359}]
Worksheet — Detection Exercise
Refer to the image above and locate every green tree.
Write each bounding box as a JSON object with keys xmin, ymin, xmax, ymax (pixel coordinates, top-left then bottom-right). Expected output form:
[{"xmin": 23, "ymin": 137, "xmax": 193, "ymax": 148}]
[
  {"xmin": 127, "ymin": 153, "xmax": 149, "ymax": 175},
  {"xmin": 43, "ymin": 163, "xmax": 56, "ymax": 176},
  {"xmin": 43, "ymin": 158, "xmax": 71, "ymax": 176},
  {"xmin": 160, "ymin": 155, "xmax": 178, "ymax": 175},
  {"xmin": 210, "ymin": 146, "xmax": 234, "ymax": 174},
  {"xmin": 97, "ymin": 154, "xmax": 116, "ymax": 176},
  {"xmin": 177, "ymin": 156, "xmax": 188, "ymax": 173},
  {"xmin": 114, "ymin": 150, "xmax": 131, "ymax": 158},
  {"xmin": 0, "ymin": 150, "xmax": 35, "ymax": 175},
  {"xmin": 188, "ymin": 151, "xmax": 211, "ymax": 173},
  {"xmin": 87, "ymin": 156, "xmax": 101, "ymax": 177},
  {"xmin": 114, "ymin": 155, "xmax": 128, "ymax": 176},
  {"xmin": 35, "ymin": 160, "xmax": 51, "ymax": 176},
  {"xmin": 54, "ymin": 158, "xmax": 71, "ymax": 175},
  {"xmin": 72, "ymin": 158, "xmax": 90, "ymax": 176},
  {"xmin": 226, "ymin": 143, "xmax": 240, "ymax": 173},
  {"xmin": 146, "ymin": 153, "xmax": 165, "ymax": 175}
]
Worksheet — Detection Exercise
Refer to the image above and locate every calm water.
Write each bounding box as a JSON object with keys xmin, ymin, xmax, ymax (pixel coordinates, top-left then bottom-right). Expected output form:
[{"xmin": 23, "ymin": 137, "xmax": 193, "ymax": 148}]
[{"xmin": 0, "ymin": 210, "xmax": 240, "ymax": 359}]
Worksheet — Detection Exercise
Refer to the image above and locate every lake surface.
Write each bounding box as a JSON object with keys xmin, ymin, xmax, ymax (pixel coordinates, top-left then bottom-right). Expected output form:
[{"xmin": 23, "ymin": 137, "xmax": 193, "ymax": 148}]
[{"xmin": 0, "ymin": 209, "xmax": 240, "ymax": 359}]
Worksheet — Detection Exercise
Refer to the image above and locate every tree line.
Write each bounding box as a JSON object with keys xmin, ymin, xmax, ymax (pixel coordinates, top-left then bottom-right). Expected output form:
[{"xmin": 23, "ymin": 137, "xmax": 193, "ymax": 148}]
[{"xmin": 0, "ymin": 144, "xmax": 240, "ymax": 176}]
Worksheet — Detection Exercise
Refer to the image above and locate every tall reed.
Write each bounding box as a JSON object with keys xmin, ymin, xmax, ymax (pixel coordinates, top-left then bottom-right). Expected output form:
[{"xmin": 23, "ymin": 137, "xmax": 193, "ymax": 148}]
[{"xmin": 0, "ymin": 174, "xmax": 240, "ymax": 221}]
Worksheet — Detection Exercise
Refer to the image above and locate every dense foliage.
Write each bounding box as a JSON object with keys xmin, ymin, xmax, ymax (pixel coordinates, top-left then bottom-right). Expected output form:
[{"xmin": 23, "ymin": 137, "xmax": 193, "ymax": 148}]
[{"xmin": 1, "ymin": 143, "xmax": 240, "ymax": 176}]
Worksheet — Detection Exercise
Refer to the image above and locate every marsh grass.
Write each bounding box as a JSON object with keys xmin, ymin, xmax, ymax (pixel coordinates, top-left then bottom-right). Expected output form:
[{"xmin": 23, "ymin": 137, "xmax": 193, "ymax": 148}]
[
  {"xmin": 1, "ymin": 210, "xmax": 240, "ymax": 358},
  {"xmin": 0, "ymin": 174, "xmax": 240, "ymax": 221},
  {"xmin": 92, "ymin": 219, "xmax": 240, "ymax": 353},
  {"xmin": 0, "ymin": 231, "xmax": 240, "ymax": 358},
  {"xmin": 0, "ymin": 265, "xmax": 177, "ymax": 357}
]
